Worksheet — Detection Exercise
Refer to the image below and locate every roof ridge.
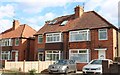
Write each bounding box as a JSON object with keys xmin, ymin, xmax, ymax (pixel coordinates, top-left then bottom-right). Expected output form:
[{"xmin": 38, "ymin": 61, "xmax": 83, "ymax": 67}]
[
  {"xmin": 21, "ymin": 24, "xmax": 26, "ymax": 37},
  {"xmin": 92, "ymin": 11, "xmax": 118, "ymax": 30}
]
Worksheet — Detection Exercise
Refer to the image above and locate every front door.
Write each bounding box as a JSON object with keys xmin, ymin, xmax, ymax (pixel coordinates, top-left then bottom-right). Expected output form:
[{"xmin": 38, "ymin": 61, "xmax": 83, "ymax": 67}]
[
  {"xmin": 98, "ymin": 50, "xmax": 106, "ymax": 59},
  {"xmin": 38, "ymin": 52, "xmax": 44, "ymax": 61}
]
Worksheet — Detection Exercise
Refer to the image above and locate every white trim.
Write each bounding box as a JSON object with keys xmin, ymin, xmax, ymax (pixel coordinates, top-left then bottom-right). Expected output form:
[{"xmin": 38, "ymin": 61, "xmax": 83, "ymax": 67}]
[
  {"xmin": 38, "ymin": 52, "xmax": 44, "ymax": 61},
  {"xmin": 95, "ymin": 48, "xmax": 107, "ymax": 50},
  {"xmin": 98, "ymin": 29, "xmax": 108, "ymax": 40}
]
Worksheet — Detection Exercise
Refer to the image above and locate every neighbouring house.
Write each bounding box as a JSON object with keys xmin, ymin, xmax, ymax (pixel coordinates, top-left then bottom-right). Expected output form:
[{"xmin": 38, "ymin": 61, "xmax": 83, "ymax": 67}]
[
  {"xmin": 0, "ymin": 20, "xmax": 36, "ymax": 61},
  {"xmin": 118, "ymin": 29, "xmax": 120, "ymax": 57},
  {"xmin": 34, "ymin": 6, "xmax": 118, "ymax": 70}
]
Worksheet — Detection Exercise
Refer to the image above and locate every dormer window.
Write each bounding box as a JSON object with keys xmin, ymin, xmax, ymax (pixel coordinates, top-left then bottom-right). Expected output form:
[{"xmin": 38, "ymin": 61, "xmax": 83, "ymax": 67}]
[
  {"xmin": 49, "ymin": 20, "xmax": 57, "ymax": 25},
  {"xmin": 61, "ymin": 20, "xmax": 68, "ymax": 26}
]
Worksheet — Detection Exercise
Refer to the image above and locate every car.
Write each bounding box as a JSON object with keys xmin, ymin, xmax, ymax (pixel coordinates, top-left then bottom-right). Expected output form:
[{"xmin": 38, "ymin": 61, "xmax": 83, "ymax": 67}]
[
  {"xmin": 48, "ymin": 59, "xmax": 76, "ymax": 74},
  {"xmin": 82, "ymin": 59, "xmax": 113, "ymax": 75}
]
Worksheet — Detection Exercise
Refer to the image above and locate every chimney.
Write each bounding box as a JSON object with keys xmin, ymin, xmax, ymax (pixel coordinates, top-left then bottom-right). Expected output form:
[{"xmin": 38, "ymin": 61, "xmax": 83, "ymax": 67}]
[
  {"xmin": 74, "ymin": 5, "xmax": 84, "ymax": 18},
  {"xmin": 13, "ymin": 20, "xmax": 20, "ymax": 30}
]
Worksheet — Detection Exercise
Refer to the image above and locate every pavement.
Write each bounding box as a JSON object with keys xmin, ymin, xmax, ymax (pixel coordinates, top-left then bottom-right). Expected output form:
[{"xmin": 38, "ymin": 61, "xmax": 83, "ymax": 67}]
[{"xmin": 76, "ymin": 71, "xmax": 83, "ymax": 73}]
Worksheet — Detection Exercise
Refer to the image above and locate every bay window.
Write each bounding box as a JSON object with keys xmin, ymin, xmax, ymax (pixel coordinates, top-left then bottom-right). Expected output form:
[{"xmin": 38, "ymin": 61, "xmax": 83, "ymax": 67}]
[
  {"xmin": 69, "ymin": 49, "xmax": 90, "ymax": 63},
  {"xmin": 69, "ymin": 30, "xmax": 90, "ymax": 42},
  {"xmin": 46, "ymin": 33, "xmax": 62, "ymax": 43},
  {"xmin": 45, "ymin": 51, "xmax": 61, "ymax": 61}
]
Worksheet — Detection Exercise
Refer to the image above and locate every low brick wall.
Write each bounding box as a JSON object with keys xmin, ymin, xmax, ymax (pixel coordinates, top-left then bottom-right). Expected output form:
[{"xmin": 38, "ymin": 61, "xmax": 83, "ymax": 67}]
[
  {"xmin": 5, "ymin": 60, "xmax": 54, "ymax": 73},
  {"xmin": 102, "ymin": 60, "xmax": 120, "ymax": 74}
]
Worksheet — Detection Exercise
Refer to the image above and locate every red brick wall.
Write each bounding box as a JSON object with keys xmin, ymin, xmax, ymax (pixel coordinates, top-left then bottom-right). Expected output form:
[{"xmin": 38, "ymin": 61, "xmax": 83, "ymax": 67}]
[
  {"xmin": 68, "ymin": 28, "xmax": 116, "ymax": 70},
  {"xmin": 34, "ymin": 34, "xmax": 46, "ymax": 60},
  {"xmin": 90, "ymin": 28, "xmax": 114, "ymax": 60},
  {"xmin": 29, "ymin": 39, "xmax": 35, "ymax": 60}
]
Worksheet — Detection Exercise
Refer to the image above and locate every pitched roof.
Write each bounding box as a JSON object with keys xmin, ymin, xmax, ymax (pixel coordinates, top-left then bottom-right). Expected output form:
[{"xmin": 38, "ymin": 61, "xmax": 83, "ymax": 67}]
[
  {"xmin": 1, "ymin": 24, "xmax": 36, "ymax": 39},
  {"xmin": 35, "ymin": 11, "xmax": 117, "ymax": 35}
]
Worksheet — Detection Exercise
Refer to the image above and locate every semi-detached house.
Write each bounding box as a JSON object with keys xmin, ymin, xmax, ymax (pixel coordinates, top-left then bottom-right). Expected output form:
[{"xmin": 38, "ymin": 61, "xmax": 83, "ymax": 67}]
[
  {"xmin": 34, "ymin": 6, "xmax": 118, "ymax": 70},
  {"xmin": 0, "ymin": 20, "xmax": 36, "ymax": 61}
]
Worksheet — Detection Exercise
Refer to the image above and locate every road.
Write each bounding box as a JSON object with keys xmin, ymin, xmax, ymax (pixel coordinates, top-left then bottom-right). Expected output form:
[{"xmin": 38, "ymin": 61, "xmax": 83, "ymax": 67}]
[
  {"xmin": 41, "ymin": 73, "xmax": 82, "ymax": 75},
  {"xmin": 1, "ymin": 73, "xmax": 83, "ymax": 75}
]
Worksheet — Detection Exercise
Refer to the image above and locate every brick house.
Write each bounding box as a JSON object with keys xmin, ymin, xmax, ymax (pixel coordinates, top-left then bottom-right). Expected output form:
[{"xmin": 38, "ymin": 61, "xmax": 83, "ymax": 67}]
[
  {"xmin": 34, "ymin": 6, "xmax": 118, "ymax": 70},
  {"xmin": 118, "ymin": 29, "xmax": 120, "ymax": 56},
  {"xmin": 0, "ymin": 20, "xmax": 36, "ymax": 61}
]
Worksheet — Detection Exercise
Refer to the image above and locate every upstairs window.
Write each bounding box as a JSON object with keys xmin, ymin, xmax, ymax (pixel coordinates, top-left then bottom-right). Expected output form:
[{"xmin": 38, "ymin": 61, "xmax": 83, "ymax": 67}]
[
  {"xmin": 15, "ymin": 38, "xmax": 19, "ymax": 46},
  {"xmin": 1, "ymin": 39, "xmax": 13, "ymax": 46},
  {"xmin": 99, "ymin": 29, "xmax": 107, "ymax": 40},
  {"xmin": 46, "ymin": 33, "xmax": 62, "ymax": 43},
  {"xmin": 69, "ymin": 30, "xmax": 90, "ymax": 42},
  {"xmin": 38, "ymin": 34, "xmax": 43, "ymax": 43},
  {"xmin": 60, "ymin": 20, "xmax": 68, "ymax": 26}
]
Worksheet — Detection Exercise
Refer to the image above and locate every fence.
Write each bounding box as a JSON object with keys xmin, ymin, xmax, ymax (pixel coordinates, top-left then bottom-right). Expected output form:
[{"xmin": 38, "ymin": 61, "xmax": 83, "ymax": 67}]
[{"xmin": 5, "ymin": 60, "xmax": 54, "ymax": 73}]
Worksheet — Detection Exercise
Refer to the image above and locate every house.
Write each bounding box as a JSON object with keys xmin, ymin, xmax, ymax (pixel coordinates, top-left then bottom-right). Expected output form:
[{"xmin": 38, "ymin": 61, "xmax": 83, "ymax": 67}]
[
  {"xmin": 0, "ymin": 20, "xmax": 36, "ymax": 61},
  {"xmin": 118, "ymin": 29, "xmax": 120, "ymax": 57},
  {"xmin": 34, "ymin": 6, "xmax": 118, "ymax": 70}
]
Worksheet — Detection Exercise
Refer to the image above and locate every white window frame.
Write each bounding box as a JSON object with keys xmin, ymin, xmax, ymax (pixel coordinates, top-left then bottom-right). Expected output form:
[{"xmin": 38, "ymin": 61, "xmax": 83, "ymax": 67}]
[
  {"xmin": 45, "ymin": 50, "xmax": 61, "ymax": 61},
  {"xmin": 69, "ymin": 30, "xmax": 90, "ymax": 42},
  {"xmin": 98, "ymin": 29, "xmax": 108, "ymax": 40},
  {"xmin": 69, "ymin": 49, "xmax": 90, "ymax": 63},
  {"xmin": 1, "ymin": 39, "xmax": 13, "ymax": 46},
  {"xmin": 2, "ymin": 51, "xmax": 11, "ymax": 60},
  {"xmin": 15, "ymin": 38, "xmax": 19, "ymax": 46},
  {"xmin": 46, "ymin": 33, "xmax": 62, "ymax": 43},
  {"xmin": 38, "ymin": 34, "xmax": 43, "ymax": 43}
]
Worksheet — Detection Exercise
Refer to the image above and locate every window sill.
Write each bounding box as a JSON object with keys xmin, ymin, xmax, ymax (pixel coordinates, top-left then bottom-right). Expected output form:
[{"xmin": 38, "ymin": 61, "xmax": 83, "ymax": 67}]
[
  {"xmin": 69, "ymin": 41, "xmax": 90, "ymax": 43},
  {"xmin": 46, "ymin": 41, "xmax": 63, "ymax": 43},
  {"xmin": 99, "ymin": 39, "xmax": 108, "ymax": 41}
]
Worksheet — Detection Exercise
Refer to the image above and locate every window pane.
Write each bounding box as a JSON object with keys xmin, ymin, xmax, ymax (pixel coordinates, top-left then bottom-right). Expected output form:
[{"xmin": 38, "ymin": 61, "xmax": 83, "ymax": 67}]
[
  {"xmin": 78, "ymin": 54, "xmax": 87, "ymax": 62},
  {"xmin": 100, "ymin": 32, "xmax": 107, "ymax": 39},
  {"xmin": 71, "ymin": 50, "xmax": 78, "ymax": 53},
  {"xmin": 53, "ymin": 51, "xmax": 59, "ymax": 53},
  {"xmin": 79, "ymin": 50, "xmax": 87, "ymax": 53},
  {"xmin": 47, "ymin": 51, "xmax": 52, "ymax": 53}
]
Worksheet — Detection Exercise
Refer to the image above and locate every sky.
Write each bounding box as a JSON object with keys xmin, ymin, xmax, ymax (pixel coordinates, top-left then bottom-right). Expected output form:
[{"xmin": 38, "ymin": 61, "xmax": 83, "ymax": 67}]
[{"xmin": 0, "ymin": 0, "xmax": 119, "ymax": 33}]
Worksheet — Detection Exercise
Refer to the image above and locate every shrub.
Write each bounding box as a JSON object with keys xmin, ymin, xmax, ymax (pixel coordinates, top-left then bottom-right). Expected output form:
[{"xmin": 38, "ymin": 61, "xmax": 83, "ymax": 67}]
[{"xmin": 28, "ymin": 69, "xmax": 37, "ymax": 75}]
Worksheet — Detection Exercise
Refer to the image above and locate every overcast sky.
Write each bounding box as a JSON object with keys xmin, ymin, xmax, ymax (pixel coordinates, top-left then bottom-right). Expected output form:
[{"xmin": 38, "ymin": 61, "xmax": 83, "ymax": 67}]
[{"xmin": 0, "ymin": 0, "xmax": 119, "ymax": 33}]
